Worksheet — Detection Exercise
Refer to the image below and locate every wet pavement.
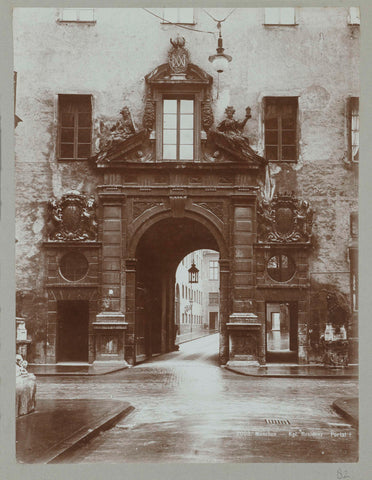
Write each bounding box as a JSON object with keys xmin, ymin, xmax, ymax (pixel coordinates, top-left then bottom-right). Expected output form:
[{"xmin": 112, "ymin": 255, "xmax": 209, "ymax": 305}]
[
  {"xmin": 34, "ymin": 334, "xmax": 358, "ymax": 463},
  {"xmin": 226, "ymin": 364, "xmax": 358, "ymax": 378},
  {"xmin": 16, "ymin": 399, "xmax": 133, "ymax": 463}
]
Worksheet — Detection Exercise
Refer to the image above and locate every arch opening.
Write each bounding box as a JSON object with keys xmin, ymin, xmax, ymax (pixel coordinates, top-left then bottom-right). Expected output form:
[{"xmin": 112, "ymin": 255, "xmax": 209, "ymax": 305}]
[{"xmin": 133, "ymin": 217, "xmax": 222, "ymax": 362}]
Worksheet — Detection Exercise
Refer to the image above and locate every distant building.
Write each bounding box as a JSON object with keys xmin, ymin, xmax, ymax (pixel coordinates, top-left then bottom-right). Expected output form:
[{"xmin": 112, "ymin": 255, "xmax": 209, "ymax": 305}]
[{"xmin": 175, "ymin": 249, "xmax": 220, "ymax": 336}]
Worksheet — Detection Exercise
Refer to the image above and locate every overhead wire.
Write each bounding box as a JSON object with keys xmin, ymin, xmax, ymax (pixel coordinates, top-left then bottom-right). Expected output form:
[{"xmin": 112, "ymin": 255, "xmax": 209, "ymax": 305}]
[
  {"xmin": 202, "ymin": 8, "xmax": 236, "ymax": 24},
  {"xmin": 142, "ymin": 8, "xmax": 215, "ymax": 35}
]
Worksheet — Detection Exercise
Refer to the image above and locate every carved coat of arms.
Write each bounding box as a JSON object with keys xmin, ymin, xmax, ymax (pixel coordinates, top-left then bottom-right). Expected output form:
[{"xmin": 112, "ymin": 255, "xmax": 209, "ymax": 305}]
[
  {"xmin": 168, "ymin": 36, "xmax": 190, "ymax": 75},
  {"xmin": 257, "ymin": 193, "xmax": 314, "ymax": 243},
  {"xmin": 47, "ymin": 191, "xmax": 97, "ymax": 241}
]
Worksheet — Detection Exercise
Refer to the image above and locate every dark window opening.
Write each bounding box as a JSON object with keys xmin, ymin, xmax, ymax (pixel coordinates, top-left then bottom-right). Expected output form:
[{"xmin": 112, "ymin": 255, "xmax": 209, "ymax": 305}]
[
  {"xmin": 267, "ymin": 254, "xmax": 296, "ymax": 282},
  {"xmin": 209, "ymin": 292, "xmax": 219, "ymax": 305},
  {"xmin": 59, "ymin": 252, "xmax": 89, "ymax": 281},
  {"xmin": 59, "ymin": 94, "xmax": 92, "ymax": 160},
  {"xmin": 264, "ymin": 97, "xmax": 298, "ymax": 162},
  {"xmin": 348, "ymin": 97, "xmax": 359, "ymax": 163}
]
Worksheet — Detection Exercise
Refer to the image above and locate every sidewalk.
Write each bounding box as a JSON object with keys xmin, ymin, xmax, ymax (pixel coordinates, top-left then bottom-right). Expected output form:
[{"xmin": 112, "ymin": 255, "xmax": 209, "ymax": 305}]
[
  {"xmin": 176, "ymin": 329, "xmax": 218, "ymax": 344},
  {"xmin": 28, "ymin": 362, "xmax": 129, "ymax": 376},
  {"xmin": 332, "ymin": 397, "xmax": 358, "ymax": 427},
  {"xmin": 16, "ymin": 398, "xmax": 134, "ymax": 464},
  {"xmin": 225, "ymin": 363, "xmax": 358, "ymax": 379}
]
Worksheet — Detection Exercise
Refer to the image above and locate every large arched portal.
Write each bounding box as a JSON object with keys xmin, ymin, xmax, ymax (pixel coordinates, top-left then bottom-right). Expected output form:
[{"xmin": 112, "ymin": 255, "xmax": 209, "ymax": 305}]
[{"xmin": 133, "ymin": 216, "xmax": 223, "ymax": 363}]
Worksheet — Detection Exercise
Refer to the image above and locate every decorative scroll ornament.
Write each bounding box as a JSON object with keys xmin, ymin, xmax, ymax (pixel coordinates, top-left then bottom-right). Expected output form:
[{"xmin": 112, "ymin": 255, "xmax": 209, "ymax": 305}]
[
  {"xmin": 133, "ymin": 201, "xmax": 164, "ymax": 220},
  {"xmin": 47, "ymin": 191, "xmax": 97, "ymax": 241},
  {"xmin": 195, "ymin": 202, "xmax": 224, "ymax": 221},
  {"xmin": 143, "ymin": 90, "xmax": 156, "ymax": 131},
  {"xmin": 168, "ymin": 36, "xmax": 190, "ymax": 75},
  {"xmin": 257, "ymin": 193, "xmax": 314, "ymax": 243},
  {"xmin": 209, "ymin": 106, "xmax": 267, "ymax": 165},
  {"xmin": 201, "ymin": 95, "xmax": 214, "ymax": 132}
]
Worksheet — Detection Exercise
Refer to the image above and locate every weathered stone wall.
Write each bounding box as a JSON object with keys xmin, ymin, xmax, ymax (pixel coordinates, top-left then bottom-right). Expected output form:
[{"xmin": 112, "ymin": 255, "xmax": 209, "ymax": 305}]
[{"xmin": 14, "ymin": 8, "xmax": 359, "ymax": 362}]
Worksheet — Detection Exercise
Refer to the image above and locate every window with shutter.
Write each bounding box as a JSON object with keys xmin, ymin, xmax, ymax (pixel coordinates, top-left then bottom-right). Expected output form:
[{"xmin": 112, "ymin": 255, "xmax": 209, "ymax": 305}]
[{"xmin": 58, "ymin": 95, "xmax": 92, "ymax": 160}]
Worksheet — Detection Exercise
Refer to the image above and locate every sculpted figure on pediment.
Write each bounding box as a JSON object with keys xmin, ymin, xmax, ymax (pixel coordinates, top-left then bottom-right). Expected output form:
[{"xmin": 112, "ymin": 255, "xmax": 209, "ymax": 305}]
[{"xmin": 209, "ymin": 106, "xmax": 267, "ymax": 165}]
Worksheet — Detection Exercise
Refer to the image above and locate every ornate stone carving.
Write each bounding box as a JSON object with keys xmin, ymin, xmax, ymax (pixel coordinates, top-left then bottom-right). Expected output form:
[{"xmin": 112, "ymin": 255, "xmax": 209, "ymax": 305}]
[
  {"xmin": 209, "ymin": 106, "xmax": 267, "ymax": 165},
  {"xmin": 201, "ymin": 95, "xmax": 214, "ymax": 132},
  {"xmin": 143, "ymin": 90, "xmax": 156, "ymax": 131},
  {"xmin": 168, "ymin": 36, "xmax": 190, "ymax": 76},
  {"xmin": 133, "ymin": 201, "xmax": 164, "ymax": 220},
  {"xmin": 170, "ymin": 196, "xmax": 187, "ymax": 217},
  {"xmin": 195, "ymin": 202, "xmax": 224, "ymax": 221},
  {"xmin": 47, "ymin": 191, "xmax": 97, "ymax": 241},
  {"xmin": 218, "ymin": 176, "xmax": 234, "ymax": 185},
  {"xmin": 257, "ymin": 193, "xmax": 314, "ymax": 243},
  {"xmin": 94, "ymin": 106, "xmax": 148, "ymax": 165},
  {"xmin": 16, "ymin": 354, "xmax": 36, "ymax": 417},
  {"xmin": 98, "ymin": 107, "xmax": 136, "ymax": 159}
]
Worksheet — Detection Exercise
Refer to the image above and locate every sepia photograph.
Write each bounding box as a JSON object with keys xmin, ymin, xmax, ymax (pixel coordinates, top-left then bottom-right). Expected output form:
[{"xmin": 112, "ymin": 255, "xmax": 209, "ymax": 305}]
[{"xmin": 9, "ymin": 5, "xmax": 361, "ymax": 468}]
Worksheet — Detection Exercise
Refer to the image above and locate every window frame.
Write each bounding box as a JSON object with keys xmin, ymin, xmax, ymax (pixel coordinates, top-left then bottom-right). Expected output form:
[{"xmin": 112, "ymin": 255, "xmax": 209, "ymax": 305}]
[
  {"xmin": 58, "ymin": 8, "xmax": 96, "ymax": 24},
  {"xmin": 266, "ymin": 254, "xmax": 296, "ymax": 283},
  {"xmin": 209, "ymin": 260, "xmax": 219, "ymax": 281},
  {"xmin": 154, "ymin": 87, "xmax": 202, "ymax": 162},
  {"xmin": 348, "ymin": 97, "xmax": 359, "ymax": 164},
  {"xmin": 162, "ymin": 96, "xmax": 195, "ymax": 161},
  {"xmin": 264, "ymin": 96, "xmax": 299, "ymax": 163},
  {"xmin": 162, "ymin": 8, "xmax": 195, "ymax": 25},
  {"xmin": 264, "ymin": 8, "xmax": 297, "ymax": 26},
  {"xmin": 209, "ymin": 292, "xmax": 219, "ymax": 306},
  {"xmin": 348, "ymin": 7, "xmax": 360, "ymax": 26},
  {"xmin": 58, "ymin": 94, "xmax": 93, "ymax": 161}
]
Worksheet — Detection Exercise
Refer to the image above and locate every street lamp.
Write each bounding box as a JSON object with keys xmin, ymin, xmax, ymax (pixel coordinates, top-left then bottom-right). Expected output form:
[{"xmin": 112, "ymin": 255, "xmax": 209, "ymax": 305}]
[
  {"xmin": 188, "ymin": 260, "xmax": 199, "ymax": 284},
  {"xmin": 208, "ymin": 21, "xmax": 232, "ymax": 74}
]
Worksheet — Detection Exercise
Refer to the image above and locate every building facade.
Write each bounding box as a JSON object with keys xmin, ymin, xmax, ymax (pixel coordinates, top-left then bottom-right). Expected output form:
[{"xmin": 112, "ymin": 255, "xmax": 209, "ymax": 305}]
[
  {"xmin": 14, "ymin": 8, "xmax": 359, "ymax": 366},
  {"xmin": 175, "ymin": 249, "xmax": 220, "ymax": 336},
  {"xmin": 175, "ymin": 250, "xmax": 204, "ymax": 336}
]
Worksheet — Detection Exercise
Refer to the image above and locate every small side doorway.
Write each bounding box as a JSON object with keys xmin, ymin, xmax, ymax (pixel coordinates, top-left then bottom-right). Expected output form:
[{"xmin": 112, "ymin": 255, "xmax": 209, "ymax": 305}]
[
  {"xmin": 266, "ymin": 302, "xmax": 298, "ymax": 362},
  {"xmin": 209, "ymin": 312, "xmax": 218, "ymax": 330},
  {"xmin": 57, "ymin": 300, "xmax": 89, "ymax": 362}
]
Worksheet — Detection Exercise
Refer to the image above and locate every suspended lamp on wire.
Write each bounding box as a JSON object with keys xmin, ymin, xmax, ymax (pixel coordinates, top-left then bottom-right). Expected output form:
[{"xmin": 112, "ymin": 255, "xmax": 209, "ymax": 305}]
[
  {"xmin": 188, "ymin": 260, "xmax": 199, "ymax": 284},
  {"xmin": 208, "ymin": 21, "xmax": 232, "ymax": 73}
]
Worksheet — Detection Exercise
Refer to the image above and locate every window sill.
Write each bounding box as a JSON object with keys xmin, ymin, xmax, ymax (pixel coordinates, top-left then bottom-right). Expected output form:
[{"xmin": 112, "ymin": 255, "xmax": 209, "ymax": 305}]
[
  {"xmin": 267, "ymin": 159, "xmax": 298, "ymax": 163},
  {"xmin": 161, "ymin": 22, "xmax": 196, "ymax": 26},
  {"xmin": 58, "ymin": 157, "xmax": 90, "ymax": 162},
  {"xmin": 263, "ymin": 23, "xmax": 298, "ymax": 27},
  {"xmin": 57, "ymin": 20, "xmax": 96, "ymax": 25}
]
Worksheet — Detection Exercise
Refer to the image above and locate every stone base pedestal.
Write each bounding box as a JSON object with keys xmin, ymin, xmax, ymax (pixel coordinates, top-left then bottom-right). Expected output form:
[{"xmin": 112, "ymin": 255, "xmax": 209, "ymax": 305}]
[
  {"xmin": 226, "ymin": 313, "xmax": 262, "ymax": 366},
  {"xmin": 323, "ymin": 340, "xmax": 349, "ymax": 367},
  {"xmin": 16, "ymin": 374, "xmax": 36, "ymax": 417},
  {"xmin": 93, "ymin": 312, "xmax": 128, "ymax": 363}
]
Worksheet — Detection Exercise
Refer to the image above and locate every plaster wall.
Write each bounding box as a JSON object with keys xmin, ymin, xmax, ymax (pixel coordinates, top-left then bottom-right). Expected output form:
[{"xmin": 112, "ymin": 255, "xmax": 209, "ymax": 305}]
[{"xmin": 14, "ymin": 7, "xmax": 359, "ymax": 361}]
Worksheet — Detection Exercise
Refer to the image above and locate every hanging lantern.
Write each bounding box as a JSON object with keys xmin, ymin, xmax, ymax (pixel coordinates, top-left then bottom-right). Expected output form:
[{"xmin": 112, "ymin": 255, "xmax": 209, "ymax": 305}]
[
  {"xmin": 188, "ymin": 261, "xmax": 199, "ymax": 284},
  {"xmin": 208, "ymin": 21, "xmax": 232, "ymax": 73}
]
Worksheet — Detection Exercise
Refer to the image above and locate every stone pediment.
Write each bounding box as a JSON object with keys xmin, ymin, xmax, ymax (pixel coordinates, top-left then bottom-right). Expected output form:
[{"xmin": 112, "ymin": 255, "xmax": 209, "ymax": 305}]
[
  {"xmin": 207, "ymin": 106, "xmax": 267, "ymax": 166},
  {"xmin": 91, "ymin": 105, "xmax": 149, "ymax": 166},
  {"xmin": 145, "ymin": 62, "xmax": 212, "ymax": 86}
]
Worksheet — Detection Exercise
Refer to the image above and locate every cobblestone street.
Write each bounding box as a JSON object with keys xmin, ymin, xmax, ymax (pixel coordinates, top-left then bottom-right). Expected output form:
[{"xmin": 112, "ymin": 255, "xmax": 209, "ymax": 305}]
[{"xmin": 35, "ymin": 334, "xmax": 358, "ymax": 463}]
